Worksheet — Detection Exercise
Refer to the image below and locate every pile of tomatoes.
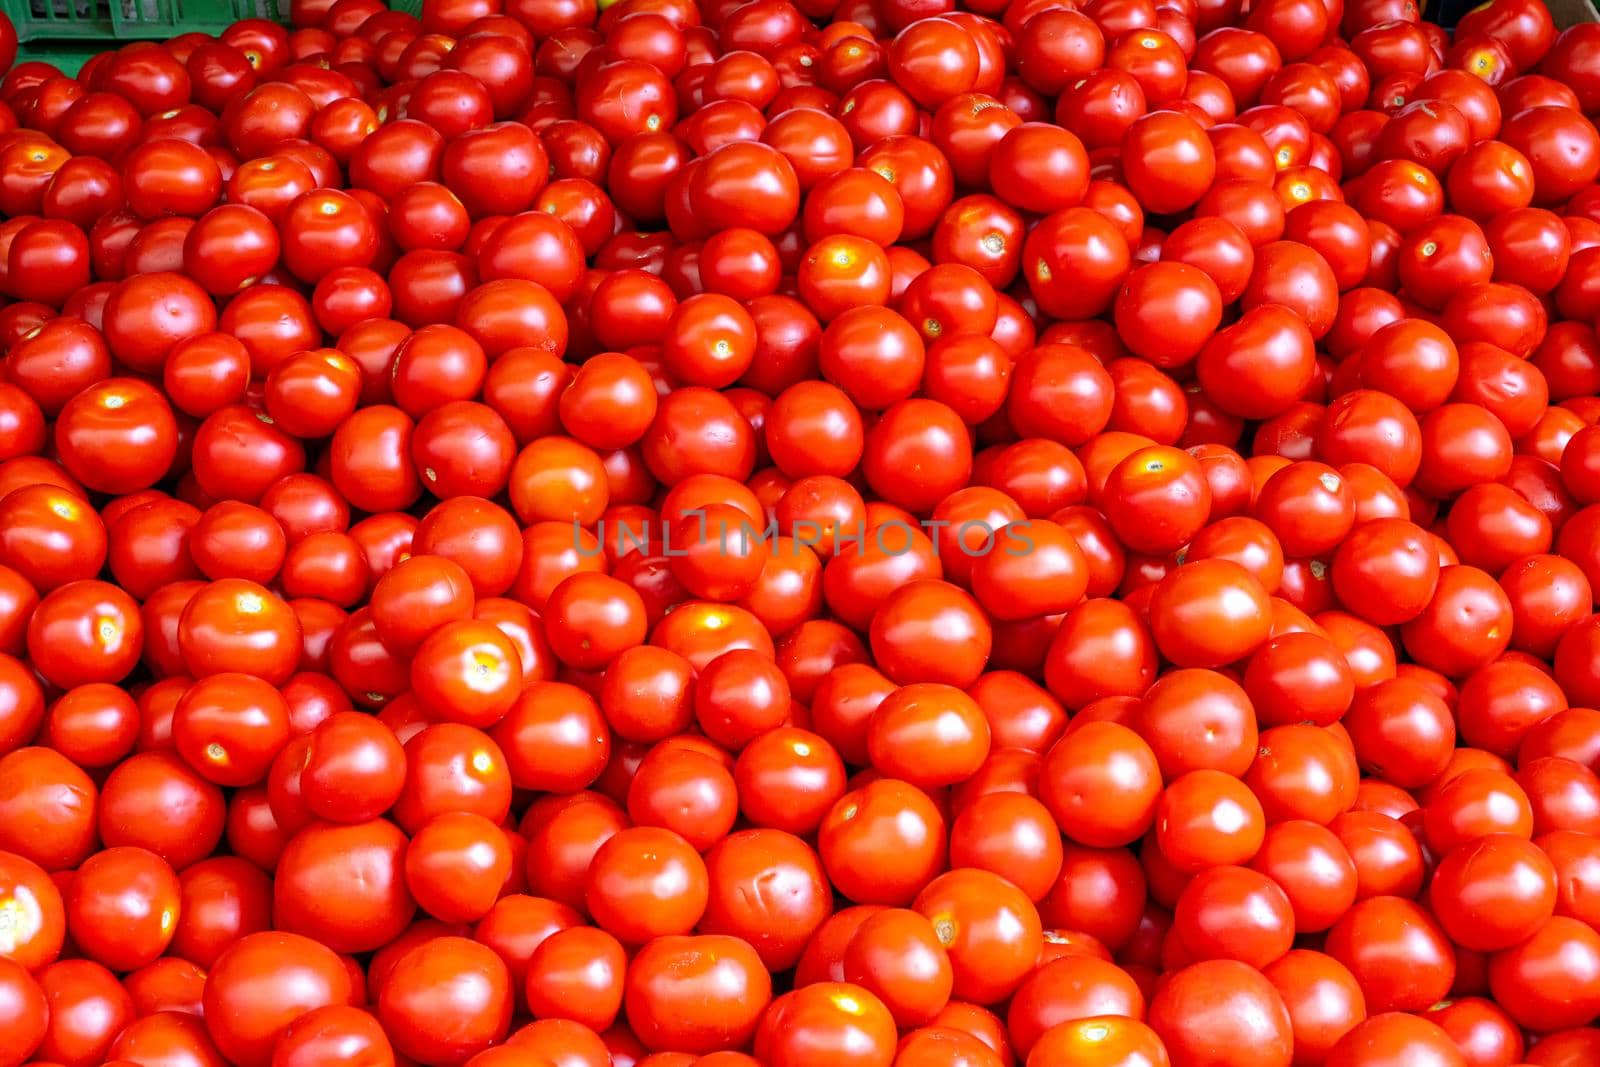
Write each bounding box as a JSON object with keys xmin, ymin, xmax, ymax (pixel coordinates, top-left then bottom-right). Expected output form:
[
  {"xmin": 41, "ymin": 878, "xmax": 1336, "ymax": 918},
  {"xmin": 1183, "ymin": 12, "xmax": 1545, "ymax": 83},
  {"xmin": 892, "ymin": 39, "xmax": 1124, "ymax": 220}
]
[{"xmin": 8, "ymin": 0, "xmax": 1600, "ymax": 1064}]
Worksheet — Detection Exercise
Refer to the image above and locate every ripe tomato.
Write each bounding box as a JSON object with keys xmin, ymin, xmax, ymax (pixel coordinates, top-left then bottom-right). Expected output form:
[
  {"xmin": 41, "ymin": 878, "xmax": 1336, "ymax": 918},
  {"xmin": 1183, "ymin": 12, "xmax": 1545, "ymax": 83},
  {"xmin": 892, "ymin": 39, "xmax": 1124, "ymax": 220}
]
[{"xmin": 4, "ymin": 5, "xmax": 1600, "ymax": 1063}]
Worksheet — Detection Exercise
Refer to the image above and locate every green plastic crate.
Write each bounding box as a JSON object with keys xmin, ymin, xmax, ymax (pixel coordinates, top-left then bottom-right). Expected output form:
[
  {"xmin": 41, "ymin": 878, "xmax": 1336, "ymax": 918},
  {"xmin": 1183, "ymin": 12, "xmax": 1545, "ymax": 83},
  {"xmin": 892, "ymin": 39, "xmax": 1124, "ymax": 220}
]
[
  {"xmin": 7, "ymin": 0, "xmax": 290, "ymax": 41},
  {"xmin": 5, "ymin": 0, "xmax": 291, "ymax": 72}
]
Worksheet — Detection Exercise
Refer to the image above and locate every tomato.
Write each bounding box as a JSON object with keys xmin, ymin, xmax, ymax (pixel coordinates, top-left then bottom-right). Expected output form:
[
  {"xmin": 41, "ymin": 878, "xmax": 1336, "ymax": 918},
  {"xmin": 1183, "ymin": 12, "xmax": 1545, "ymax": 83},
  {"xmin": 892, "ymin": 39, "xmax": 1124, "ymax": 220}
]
[
  {"xmin": 1331, "ymin": 517, "xmax": 1440, "ymax": 625},
  {"xmin": 1174, "ymin": 864, "xmax": 1296, "ymax": 969},
  {"xmin": 948, "ymin": 790, "xmax": 1063, "ymax": 903},
  {"xmin": 1501, "ymin": 107, "xmax": 1600, "ymax": 205},
  {"xmin": 1489, "ymin": 915, "xmax": 1600, "ymax": 1032},
  {"xmin": 274, "ymin": 818, "xmax": 414, "ymax": 953},
  {"xmin": 377, "ymin": 936, "xmax": 513, "ymax": 1064},
  {"xmin": 819, "ymin": 778, "xmax": 946, "ymax": 906},
  {"xmin": 1149, "ymin": 960, "xmax": 1295, "ymax": 1067},
  {"xmin": 869, "ymin": 579, "xmax": 991, "ymax": 688},
  {"xmin": 520, "ymin": 924, "xmax": 625, "ymax": 1032},
  {"xmin": 64, "ymin": 844, "xmax": 180, "ymax": 972},
  {"xmin": 1157, "ymin": 769, "xmax": 1267, "ymax": 871},
  {"xmin": 1023, "ymin": 206, "xmax": 1131, "ymax": 319},
  {"xmin": 202, "ymin": 932, "xmax": 353, "ymax": 1067},
  {"xmin": 1115, "ymin": 261, "xmax": 1224, "ymax": 369},
  {"xmin": 1325, "ymin": 894, "xmax": 1458, "ymax": 1016},
  {"xmin": 1122, "ymin": 111, "xmax": 1217, "ymax": 215},
  {"xmin": 1325, "ymin": 1013, "xmax": 1468, "ymax": 1067},
  {"xmin": 272, "ymin": 1005, "xmax": 396, "ymax": 1067},
  {"xmin": 627, "ymin": 934, "xmax": 772, "ymax": 1054},
  {"xmin": 754, "ymin": 982, "xmax": 896, "ymax": 1067},
  {"xmin": 178, "ymin": 578, "xmax": 301, "ymax": 685},
  {"xmin": 1429, "ymin": 832, "xmax": 1557, "ymax": 956},
  {"xmin": 191, "ymin": 404, "xmax": 307, "ymax": 503},
  {"xmin": 9, "ymin": 4, "xmax": 1600, "ymax": 1061},
  {"xmin": 173, "ymin": 672, "xmax": 290, "ymax": 787},
  {"xmin": 96, "ymin": 749, "xmax": 224, "ymax": 872},
  {"xmin": 837, "ymin": 906, "xmax": 951, "ymax": 1029},
  {"xmin": 409, "ymin": 618, "xmax": 523, "ymax": 727},
  {"xmin": 1149, "ymin": 559, "xmax": 1272, "ymax": 668},
  {"xmin": 26, "ymin": 579, "xmax": 142, "ymax": 689},
  {"xmin": 35, "ymin": 957, "xmax": 135, "ymax": 1066},
  {"xmin": 0, "ymin": 847, "xmax": 63, "ymax": 969},
  {"xmin": 866, "ymin": 683, "xmax": 990, "ymax": 788},
  {"xmin": 166, "ymin": 855, "xmax": 269, "ymax": 970},
  {"xmin": 1101, "ymin": 445, "xmax": 1212, "ymax": 554},
  {"xmin": 405, "ymin": 811, "xmax": 513, "ymax": 923},
  {"xmin": 101, "ymin": 271, "xmax": 218, "ymax": 373}
]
